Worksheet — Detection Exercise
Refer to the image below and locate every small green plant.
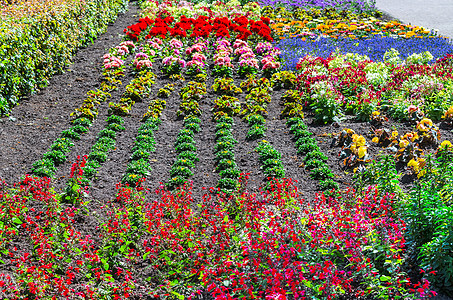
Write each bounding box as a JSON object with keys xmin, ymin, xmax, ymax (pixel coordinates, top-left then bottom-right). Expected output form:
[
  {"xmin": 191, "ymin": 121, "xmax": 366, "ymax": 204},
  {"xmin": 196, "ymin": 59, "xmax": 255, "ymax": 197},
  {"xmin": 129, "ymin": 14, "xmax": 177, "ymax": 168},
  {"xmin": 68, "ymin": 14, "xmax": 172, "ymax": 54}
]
[
  {"xmin": 304, "ymin": 150, "xmax": 328, "ymax": 163},
  {"xmin": 50, "ymin": 138, "xmax": 74, "ymax": 154},
  {"xmin": 216, "ymin": 159, "xmax": 237, "ymax": 172},
  {"xmin": 61, "ymin": 128, "xmax": 81, "ymax": 141},
  {"xmin": 88, "ymin": 151, "xmax": 108, "ymax": 163},
  {"xmin": 83, "ymin": 160, "xmax": 100, "ymax": 179},
  {"xmin": 125, "ymin": 159, "xmax": 151, "ymax": 177},
  {"xmin": 31, "ymin": 159, "xmax": 56, "ymax": 177},
  {"xmin": 256, "ymin": 141, "xmax": 285, "ymax": 180},
  {"xmin": 170, "ymin": 165, "xmax": 193, "ymax": 179},
  {"xmin": 219, "ymin": 167, "xmax": 240, "ymax": 179},
  {"xmin": 247, "ymin": 124, "xmax": 266, "ymax": 140},
  {"xmin": 98, "ymin": 128, "xmax": 116, "ymax": 139},
  {"xmin": 175, "ymin": 142, "xmax": 196, "ymax": 153},
  {"xmin": 107, "ymin": 123, "xmax": 125, "ymax": 132},
  {"xmin": 130, "ymin": 150, "xmax": 150, "ymax": 161},
  {"xmin": 319, "ymin": 179, "xmax": 339, "ymax": 190},
  {"xmin": 310, "ymin": 165, "xmax": 334, "ymax": 180},
  {"xmin": 215, "ymin": 150, "xmax": 235, "ymax": 162},
  {"xmin": 352, "ymin": 154, "xmax": 401, "ymax": 196},
  {"xmin": 173, "ymin": 158, "xmax": 196, "ymax": 169},
  {"xmin": 217, "ymin": 177, "xmax": 239, "ymax": 191},
  {"xmin": 177, "ymin": 151, "xmax": 199, "ymax": 163},
  {"xmin": 72, "ymin": 117, "xmax": 92, "ymax": 127},
  {"xmin": 43, "ymin": 150, "xmax": 67, "ymax": 166},
  {"xmin": 106, "ymin": 114, "xmax": 124, "ymax": 125},
  {"xmin": 72, "ymin": 124, "xmax": 89, "ymax": 134}
]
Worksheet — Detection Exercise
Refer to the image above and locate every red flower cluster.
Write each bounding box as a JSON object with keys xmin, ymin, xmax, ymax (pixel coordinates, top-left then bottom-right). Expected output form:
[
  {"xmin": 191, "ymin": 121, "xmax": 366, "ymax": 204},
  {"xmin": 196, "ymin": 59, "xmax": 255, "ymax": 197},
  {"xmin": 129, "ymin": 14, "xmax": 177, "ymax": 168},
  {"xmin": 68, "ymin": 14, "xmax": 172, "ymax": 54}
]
[{"xmin": 123, "ymin": 15, "xmax": 273, "ymax": 42}]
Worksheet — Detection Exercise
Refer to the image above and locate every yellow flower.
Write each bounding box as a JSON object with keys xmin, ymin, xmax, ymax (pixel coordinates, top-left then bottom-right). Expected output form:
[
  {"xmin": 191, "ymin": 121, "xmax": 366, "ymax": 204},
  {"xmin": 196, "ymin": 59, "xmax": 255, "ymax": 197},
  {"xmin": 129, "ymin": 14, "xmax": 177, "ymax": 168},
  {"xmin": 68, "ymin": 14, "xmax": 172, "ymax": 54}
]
[
  {"xmin": 372, "ymin": 137, "xmax": 379, "ymax": 143},
  {"xmin": 345, "ymin": 128, "xmax": 355, "ymax": 135},
  {"xmin": 416, "ymin": 118, "xmax": 433, "ymax": 131},
  {"xmin": 407, "ymin": 159, "xmax": 418, "ymax": 169},
  {"xmin": 392, "ymin": 130, "xmax": 398, "ymax": 138},
  {"xmin": 372, "ymin": 111, "xmax": 380, "ymax": 116},
  {"xmin": 353, "ymin": 134, "xmax": 366, "ymax": 147},
  {"xmin": 399, "ymin": 139, "xmax": 409, "ymax": 148},
  {"xmin": 440, "ymin": 140, "xmax": 453, "ymax": 150},
  {"xmin": 358, "ymin": 146, "xmax": 367, "ymax": 158}
]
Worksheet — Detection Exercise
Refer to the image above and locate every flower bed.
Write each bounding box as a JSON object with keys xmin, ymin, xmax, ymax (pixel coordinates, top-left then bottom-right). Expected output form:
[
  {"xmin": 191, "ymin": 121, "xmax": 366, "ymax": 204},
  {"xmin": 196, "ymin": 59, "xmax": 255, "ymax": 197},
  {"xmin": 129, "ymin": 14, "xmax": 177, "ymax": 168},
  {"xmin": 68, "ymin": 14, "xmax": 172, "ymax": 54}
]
[{"xmin": 2, "ymin": 0, "xmax": 453, "ymax": 298}]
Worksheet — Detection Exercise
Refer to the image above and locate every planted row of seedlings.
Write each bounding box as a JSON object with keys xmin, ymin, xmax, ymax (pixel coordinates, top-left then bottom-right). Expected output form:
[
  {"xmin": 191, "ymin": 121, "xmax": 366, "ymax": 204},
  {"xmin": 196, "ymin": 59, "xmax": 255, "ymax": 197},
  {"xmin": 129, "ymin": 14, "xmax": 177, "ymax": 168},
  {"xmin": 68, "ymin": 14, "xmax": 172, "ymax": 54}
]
[
  {"xmin": 212, "ymin": 94, "xmax": 242, "ymax": 192},
  {"xmin": 165, "ymin": 38, "xmax": 215, "ymax": 189},
  {"xmin": 30, "ymin": 42, "xmax": 135, "ymax": 178},
  {"xmin": 78, "ymin": 68, "xmax": 156, "ymax": 186},
  {"xmin": 264, "ymin": 70, "xmax": 339, "ymax": 191},
  {"xmin": 168, "ymin": 80, "xmax": 205, "ymax": 189}
]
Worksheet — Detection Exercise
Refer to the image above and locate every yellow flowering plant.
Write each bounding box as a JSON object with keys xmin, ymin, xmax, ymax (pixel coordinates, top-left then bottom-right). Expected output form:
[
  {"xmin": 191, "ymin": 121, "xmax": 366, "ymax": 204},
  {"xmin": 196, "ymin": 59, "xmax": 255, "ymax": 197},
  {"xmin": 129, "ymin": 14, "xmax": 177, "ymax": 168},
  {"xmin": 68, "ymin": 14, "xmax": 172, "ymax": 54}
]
[{"xmin": 334, "ymin": 128, "xmax": 370, "ymax": 171}]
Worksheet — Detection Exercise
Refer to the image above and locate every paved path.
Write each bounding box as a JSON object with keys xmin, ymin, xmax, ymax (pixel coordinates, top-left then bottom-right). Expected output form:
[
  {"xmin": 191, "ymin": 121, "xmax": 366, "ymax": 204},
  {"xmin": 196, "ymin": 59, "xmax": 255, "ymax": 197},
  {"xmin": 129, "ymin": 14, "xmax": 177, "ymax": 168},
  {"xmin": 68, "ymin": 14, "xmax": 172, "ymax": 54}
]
[{"xmin": 376, "ymin": 0, "xmax": 453, "ymax": 39}]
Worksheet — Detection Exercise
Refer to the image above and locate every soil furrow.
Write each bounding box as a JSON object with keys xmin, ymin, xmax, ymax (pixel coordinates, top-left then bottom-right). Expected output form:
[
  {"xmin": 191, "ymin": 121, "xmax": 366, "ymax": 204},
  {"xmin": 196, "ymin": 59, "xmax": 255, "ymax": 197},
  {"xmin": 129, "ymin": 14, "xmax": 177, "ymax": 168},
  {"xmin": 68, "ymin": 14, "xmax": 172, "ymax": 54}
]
[
  {"xmin": 188, "ymin": 88, "xmax": 220, "ymax": 199},
  {"xmin": 145, "ymin": 78, "xmax": 185, "ymax": 195},
  {"xmin": 265, "ymin": 90, "xmax": 317, "ymax": 198}
]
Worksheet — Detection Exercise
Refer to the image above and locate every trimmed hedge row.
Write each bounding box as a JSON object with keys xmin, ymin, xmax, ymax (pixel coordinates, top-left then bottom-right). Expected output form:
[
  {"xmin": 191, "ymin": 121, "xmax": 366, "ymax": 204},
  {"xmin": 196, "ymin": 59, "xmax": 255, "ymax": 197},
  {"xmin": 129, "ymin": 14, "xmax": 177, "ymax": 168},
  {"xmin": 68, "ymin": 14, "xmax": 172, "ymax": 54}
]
[{"xmin": 0, "ymin": 0, "xmax": 128, "ymax": 114}]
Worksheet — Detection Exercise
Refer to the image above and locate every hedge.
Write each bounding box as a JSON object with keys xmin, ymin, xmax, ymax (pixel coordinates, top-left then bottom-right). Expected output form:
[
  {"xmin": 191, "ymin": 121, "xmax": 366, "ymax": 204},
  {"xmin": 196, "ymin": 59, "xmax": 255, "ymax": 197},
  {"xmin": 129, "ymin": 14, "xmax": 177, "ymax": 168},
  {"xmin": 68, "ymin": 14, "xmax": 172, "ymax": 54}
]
[{"xmin": 0, "ymin": 0, "xmax": 128, "ymax": 115}]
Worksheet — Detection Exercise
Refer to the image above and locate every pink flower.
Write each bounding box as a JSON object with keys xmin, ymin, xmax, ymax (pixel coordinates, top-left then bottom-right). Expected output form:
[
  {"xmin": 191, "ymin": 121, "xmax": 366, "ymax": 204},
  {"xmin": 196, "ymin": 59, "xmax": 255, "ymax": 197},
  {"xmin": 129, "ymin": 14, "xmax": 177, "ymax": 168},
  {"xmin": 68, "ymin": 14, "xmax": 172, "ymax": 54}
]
[{"xmin": 407, "ymin": 104, "xmax": 419, "ymax": 113}]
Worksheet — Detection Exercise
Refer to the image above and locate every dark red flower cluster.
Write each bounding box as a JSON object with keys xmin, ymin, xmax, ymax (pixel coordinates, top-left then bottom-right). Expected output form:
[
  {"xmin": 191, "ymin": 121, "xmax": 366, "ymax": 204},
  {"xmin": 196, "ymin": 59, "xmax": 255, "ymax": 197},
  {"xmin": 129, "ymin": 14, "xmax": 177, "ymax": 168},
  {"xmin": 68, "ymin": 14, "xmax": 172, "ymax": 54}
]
[{"xmin": 123, "ymin": 15, "xmax": 273, "ymax": 42}]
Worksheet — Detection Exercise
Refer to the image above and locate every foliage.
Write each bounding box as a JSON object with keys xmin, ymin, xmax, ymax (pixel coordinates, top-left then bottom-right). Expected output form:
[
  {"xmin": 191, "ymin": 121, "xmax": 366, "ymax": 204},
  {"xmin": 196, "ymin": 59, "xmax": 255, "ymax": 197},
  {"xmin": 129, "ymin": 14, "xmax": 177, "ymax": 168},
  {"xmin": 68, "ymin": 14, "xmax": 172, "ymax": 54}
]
[{"xmin": 0, "ymin": 0, "xmax": 128, "ymax": 115}]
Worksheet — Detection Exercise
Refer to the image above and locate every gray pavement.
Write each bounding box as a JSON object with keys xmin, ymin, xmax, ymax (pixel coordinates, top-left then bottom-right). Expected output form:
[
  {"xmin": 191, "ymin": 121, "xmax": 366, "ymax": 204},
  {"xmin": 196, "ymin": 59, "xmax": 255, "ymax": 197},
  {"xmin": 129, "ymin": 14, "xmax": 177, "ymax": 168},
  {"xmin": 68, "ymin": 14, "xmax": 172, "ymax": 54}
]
[{"xmin": 376, "ymin": 0, "xmax": 453, "ymax": 39}]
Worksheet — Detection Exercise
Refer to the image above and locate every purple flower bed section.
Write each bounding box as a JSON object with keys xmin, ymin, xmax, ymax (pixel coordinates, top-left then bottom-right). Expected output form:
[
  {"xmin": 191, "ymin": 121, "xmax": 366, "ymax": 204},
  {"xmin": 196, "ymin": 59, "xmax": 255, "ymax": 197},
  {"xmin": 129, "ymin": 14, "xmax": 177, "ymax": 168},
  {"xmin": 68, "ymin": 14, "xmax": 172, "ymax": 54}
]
[{"xmin": 258, "ymin": 0, "xmax": 375, "ymax": 12}]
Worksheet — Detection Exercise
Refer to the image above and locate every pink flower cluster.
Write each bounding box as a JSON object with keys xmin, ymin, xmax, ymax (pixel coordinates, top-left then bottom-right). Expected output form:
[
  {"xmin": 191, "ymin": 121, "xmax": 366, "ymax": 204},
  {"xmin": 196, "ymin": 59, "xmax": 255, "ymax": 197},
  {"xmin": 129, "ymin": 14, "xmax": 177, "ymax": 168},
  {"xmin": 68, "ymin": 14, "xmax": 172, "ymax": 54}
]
[
  {"xmin": 233, "ymin": 39, "xmax": 259, "ymax": 70},
  {"xmin": 133, "ymin": 52, "xmax": 153, "ymax": 71},
  {"xmin": 162, "ymin": 55, "xmax": 186, "ymax": 68},
  {"xmin": 213, "ymin": 39, "xmax": 233, "ymax": 68},
  {"xmin": 186, "ymin": 41, "xmax": 208, "ymax": 57},
  {"xmin": 161, "ymin": 38, "xmax": 187, "ymax": 72},
  {"xmin": 255, "ymin": 41, "xmax": 274, "ymax": 55},
  {"xmin": 169, "ymin": 38, "xmax": 184, "ymax": 55},
  {"xmin": 186, "ymin": 40, "xmax": 208, "ymax": 69},
  {"xmin": 103, "ymin": 53, "xmax": 124, "ymax": 70},
  {"xmin": 262, "ymin": 54, "xmax": 280, "ymax": 71},
  {"xmin": 116, "ymin": 41, "xmax": 135, "ymax": 56},
  {"xmin": 148, "ymin": 37, "xmax": 163, "ymax": 50}
]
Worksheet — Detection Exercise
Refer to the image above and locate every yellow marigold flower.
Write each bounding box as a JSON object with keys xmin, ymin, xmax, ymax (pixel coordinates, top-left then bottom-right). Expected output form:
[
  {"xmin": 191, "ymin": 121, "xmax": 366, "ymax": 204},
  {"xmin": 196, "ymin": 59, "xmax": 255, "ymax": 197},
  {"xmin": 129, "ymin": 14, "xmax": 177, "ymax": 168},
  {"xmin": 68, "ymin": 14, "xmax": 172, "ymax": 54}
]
[
  {"xmin": 442, "ymin": 106, "xmax": 453, "ymax": 119},
  {"xmin": 372, "ymin": 137, "xmax": 379, "ymax": 143},
  {"xmin": 392, "ymin": 130, "xmax": 399, "ymax": 138}
]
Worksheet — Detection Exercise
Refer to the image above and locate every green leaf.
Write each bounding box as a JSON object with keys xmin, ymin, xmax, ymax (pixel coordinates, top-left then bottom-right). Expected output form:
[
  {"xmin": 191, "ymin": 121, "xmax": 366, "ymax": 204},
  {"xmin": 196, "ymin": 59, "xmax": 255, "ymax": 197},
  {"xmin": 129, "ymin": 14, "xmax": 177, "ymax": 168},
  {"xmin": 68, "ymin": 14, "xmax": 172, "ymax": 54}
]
[
  {"xmin": 380, "ymin": 275, "xmax": 391, "ymax": 282},
  {"xmin": 12, "ymin": 217, "xmax": 22, "ymax": 225},
  {"xmin": 170, "ymin": 290, "xmax": 184, "ymax": 300},
  {"xmin": 101, "ymin": 258, "xmax": 109, "ymax": 270}
]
